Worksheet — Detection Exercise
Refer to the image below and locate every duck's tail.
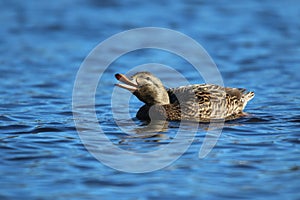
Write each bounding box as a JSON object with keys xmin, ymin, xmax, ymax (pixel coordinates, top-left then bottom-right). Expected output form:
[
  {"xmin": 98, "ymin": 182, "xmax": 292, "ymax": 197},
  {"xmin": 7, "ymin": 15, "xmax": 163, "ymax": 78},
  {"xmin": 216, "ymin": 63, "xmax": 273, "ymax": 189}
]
[
  {"xmin": 241, "ymin": 91, "xmax": 255, "ymax": 110},
  {"xmin": 244, "ymin": 91, "xmax": 255, "ymax": 102}
]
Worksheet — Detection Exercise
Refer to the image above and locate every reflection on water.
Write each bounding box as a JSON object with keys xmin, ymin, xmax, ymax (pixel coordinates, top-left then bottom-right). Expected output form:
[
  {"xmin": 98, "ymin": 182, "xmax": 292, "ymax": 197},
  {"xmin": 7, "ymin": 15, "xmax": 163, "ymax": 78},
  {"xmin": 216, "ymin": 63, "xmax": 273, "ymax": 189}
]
[{"xmin": 1, "ymin": 0, "xmax": 300, "ymax": 199}]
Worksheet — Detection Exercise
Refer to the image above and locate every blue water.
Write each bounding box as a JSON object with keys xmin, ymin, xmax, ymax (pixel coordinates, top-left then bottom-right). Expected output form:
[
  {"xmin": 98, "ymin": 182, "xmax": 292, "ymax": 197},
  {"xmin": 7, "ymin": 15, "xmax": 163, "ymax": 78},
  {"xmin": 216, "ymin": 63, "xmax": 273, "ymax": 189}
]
[{"xmin": 1, "ymin": 0, "xmax": 300, "ymax": 199}]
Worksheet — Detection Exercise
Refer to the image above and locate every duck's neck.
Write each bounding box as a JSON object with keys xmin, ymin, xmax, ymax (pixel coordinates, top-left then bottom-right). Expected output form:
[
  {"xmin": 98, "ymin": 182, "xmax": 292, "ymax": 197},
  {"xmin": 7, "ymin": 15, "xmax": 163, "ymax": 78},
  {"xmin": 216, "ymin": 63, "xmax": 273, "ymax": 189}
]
[{"xmin": 153, "ymin": 87, "xmax": 170, "ymax": 105}]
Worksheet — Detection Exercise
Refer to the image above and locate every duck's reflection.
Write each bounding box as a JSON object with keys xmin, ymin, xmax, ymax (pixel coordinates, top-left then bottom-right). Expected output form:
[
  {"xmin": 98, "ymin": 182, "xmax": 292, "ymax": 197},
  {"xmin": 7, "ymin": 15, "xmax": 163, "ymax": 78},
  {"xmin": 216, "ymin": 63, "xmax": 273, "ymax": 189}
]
[
  {"xmin": 120, "ymin": 116, "xmax": 255, "ymax": 141},
  {"xmin": 128, "ymin": 119, "xmax": 169, "ymax": 139}
]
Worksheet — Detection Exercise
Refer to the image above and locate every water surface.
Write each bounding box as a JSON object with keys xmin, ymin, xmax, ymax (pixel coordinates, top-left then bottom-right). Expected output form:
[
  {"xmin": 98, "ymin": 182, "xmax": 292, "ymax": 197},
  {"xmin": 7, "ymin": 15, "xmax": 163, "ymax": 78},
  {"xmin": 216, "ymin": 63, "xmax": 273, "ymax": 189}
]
[{"xmin": 1, "ymin": 0, "xmax": 300, "ymax": 199}]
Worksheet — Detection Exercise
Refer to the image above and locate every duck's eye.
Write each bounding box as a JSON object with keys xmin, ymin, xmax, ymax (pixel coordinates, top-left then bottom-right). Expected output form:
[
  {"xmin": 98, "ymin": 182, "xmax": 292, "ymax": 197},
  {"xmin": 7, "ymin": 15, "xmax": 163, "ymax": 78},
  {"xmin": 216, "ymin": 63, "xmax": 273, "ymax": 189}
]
[{"xmin": 146, "ymin": 77, "xmax": 151, "ymax": 81}]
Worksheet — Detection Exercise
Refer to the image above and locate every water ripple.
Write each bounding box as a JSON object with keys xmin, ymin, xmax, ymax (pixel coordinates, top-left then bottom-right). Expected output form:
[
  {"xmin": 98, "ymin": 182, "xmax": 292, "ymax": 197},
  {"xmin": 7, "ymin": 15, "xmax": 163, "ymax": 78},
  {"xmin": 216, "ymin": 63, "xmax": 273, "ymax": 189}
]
[{"xmin": 1, "ymin": 1, "xmax": 300, "ymax": 199}]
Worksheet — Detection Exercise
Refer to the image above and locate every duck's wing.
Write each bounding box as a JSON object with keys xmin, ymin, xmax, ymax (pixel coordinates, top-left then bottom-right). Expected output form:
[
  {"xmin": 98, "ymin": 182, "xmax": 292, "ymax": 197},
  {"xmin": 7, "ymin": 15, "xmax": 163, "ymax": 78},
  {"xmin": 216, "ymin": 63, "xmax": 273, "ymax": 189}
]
[
  {"xmin": 167, "ymin": 84, "xmax": 224, "ymax": 120},
  {"xmin": 167, "ymin": 84, "xmax": 254, "ymax": 121}
]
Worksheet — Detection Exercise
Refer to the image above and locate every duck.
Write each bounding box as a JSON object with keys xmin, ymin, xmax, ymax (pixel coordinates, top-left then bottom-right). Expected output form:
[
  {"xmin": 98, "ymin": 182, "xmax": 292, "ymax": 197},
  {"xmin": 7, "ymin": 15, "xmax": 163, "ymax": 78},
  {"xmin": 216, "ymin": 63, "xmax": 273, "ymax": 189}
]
[{"xmin": 115, "ymin": 72, "xmax": 254, "ymax": 122}]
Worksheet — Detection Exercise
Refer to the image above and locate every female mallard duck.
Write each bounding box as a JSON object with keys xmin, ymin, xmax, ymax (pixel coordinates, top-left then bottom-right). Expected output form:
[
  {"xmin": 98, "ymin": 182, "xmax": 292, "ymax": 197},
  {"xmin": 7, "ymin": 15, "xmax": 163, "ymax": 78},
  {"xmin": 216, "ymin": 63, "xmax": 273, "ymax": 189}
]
[{"xmin": 115, "ymin": 72, "xmax": 254, "ymax": 122}]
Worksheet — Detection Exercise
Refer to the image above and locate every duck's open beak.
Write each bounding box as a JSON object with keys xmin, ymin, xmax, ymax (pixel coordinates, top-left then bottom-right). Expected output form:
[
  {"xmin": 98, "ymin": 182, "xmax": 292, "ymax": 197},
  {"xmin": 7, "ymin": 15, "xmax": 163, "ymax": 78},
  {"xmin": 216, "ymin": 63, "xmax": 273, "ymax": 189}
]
[{"xmin": 114, "ymin": 73, "xmax": 138, "ymax": 92}]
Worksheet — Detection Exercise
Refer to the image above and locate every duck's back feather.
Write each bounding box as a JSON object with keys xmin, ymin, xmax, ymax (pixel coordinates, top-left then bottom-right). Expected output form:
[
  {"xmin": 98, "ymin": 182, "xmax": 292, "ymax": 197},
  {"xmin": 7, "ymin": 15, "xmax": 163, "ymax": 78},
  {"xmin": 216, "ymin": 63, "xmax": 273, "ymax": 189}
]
[{"xmin": 167, "ymin": 84, "xmax": 254, "ymax": 121}]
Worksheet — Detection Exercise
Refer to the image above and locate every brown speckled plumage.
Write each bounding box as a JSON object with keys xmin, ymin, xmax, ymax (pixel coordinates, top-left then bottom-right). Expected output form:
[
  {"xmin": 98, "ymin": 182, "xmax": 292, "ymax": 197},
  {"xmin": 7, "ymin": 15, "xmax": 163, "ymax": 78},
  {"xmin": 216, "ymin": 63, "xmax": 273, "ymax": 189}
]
[{"xmin": 115, "ymin": 72, "xmax": 254, "ymax": 122}]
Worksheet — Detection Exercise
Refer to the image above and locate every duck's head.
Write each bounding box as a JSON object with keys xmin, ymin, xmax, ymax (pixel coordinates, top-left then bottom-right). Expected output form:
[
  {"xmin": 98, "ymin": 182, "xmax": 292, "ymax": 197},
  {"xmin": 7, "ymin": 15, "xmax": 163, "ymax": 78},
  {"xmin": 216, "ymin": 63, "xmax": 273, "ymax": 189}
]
[{"xmin": 115, "ymin": 72, "xmax": 170, "ymax": 106}]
